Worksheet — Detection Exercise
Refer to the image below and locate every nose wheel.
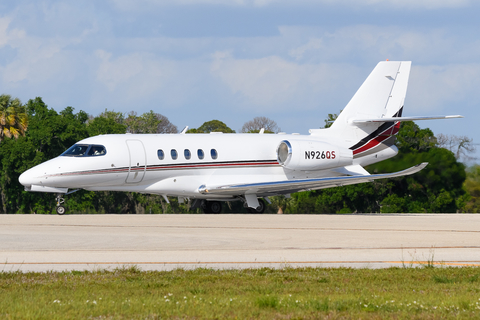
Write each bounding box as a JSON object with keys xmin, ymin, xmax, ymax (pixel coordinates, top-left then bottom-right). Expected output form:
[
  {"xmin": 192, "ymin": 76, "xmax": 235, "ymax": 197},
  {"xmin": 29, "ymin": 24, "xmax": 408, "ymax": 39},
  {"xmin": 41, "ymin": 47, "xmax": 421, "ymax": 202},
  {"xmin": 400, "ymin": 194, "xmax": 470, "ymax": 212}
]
[
  {"xmin": 53, "ymin": 189, "xmax": 79, "ymax": 215},
  {"xmin": 56, "ymin": 205, "xmax": 66, "ymax": 215},
  {"xmin": 55, "ymin": 194, "xmax": 66, "ymax": 215}
]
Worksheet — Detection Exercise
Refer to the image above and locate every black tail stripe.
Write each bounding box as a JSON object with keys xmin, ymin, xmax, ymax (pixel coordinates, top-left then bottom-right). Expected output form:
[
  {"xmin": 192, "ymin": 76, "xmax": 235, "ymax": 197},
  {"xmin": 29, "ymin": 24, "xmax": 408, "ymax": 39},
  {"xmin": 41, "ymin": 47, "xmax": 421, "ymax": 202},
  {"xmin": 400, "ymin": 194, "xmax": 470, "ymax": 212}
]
[{"xmin": 349, "ymin": 107, "xmax": 403, "ymax": 151}]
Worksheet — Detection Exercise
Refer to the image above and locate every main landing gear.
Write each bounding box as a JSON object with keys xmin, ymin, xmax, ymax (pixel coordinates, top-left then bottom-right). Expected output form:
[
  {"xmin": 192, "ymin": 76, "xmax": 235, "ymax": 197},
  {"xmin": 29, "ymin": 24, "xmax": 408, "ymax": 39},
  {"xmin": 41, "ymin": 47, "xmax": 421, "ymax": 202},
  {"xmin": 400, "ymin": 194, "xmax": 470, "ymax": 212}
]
[
  {"xmin": 202, "ymin": 201, "xmax": 223, "ymax": 214},
  {"xmin": 201, "ymin": 198, "xmax": 266, "ymax": 214},
  {"xmin": 247, "ymin": 198, "xmax": 266, "ymax": 214}
]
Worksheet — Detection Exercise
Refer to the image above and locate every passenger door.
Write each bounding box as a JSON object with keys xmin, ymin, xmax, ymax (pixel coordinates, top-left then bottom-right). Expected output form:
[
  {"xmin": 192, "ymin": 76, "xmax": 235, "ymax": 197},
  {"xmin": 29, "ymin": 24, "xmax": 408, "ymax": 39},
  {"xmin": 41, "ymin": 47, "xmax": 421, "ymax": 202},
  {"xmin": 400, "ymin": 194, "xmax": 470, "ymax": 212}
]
[{"xmin": 126, "ymin": 140, "xmax": 146, "ymax": 183}]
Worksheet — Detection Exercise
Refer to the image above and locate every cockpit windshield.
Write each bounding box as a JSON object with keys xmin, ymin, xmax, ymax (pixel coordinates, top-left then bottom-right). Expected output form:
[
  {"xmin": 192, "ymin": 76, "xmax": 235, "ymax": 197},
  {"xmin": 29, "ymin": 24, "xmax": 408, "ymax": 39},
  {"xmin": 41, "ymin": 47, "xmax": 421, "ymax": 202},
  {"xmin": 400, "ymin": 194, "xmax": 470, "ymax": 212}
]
[{"xmin": 61, "ymin": 144, "xmax": 107, "ymax": 157}]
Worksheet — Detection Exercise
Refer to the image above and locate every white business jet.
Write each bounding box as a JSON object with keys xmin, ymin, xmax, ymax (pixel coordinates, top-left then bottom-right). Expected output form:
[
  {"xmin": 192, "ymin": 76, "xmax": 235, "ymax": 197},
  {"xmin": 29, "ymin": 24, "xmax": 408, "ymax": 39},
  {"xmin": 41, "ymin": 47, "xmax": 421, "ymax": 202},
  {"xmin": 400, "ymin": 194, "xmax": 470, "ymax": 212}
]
[{"xmin": 19, "ymin": 61, "xmax": 462, "ymax": 214}]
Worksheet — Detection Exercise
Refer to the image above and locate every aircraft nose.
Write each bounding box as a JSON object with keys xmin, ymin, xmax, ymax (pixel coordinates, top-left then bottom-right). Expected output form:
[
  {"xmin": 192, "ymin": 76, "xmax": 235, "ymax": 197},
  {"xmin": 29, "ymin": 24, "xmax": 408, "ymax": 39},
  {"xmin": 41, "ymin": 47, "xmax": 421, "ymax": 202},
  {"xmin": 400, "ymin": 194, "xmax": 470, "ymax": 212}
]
[{"xmin": 19, "ymin": 169, "xmax": 35, "ymax": 188}]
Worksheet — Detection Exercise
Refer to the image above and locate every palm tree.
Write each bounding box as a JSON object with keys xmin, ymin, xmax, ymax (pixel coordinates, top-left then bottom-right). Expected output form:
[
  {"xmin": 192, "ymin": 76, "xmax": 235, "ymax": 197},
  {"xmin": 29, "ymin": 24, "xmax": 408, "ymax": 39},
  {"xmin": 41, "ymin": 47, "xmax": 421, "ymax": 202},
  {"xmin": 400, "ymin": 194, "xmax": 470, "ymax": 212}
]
[{"xmin": 0, "ymin": 94, "xmax": 28, "ymax": 142}]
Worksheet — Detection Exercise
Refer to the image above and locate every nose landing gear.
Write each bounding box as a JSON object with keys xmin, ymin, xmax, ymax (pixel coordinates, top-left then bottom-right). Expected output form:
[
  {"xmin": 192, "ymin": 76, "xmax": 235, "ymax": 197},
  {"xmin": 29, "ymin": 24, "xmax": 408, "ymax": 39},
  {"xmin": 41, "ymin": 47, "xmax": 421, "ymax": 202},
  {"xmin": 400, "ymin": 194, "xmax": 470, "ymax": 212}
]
[
  {"xmin": 55, "ymin": 194, "xmax": 66, "ymax": 215},
  {"xmin": 54, "ymin": 189, "xmax": 80, "ymax": 215}
]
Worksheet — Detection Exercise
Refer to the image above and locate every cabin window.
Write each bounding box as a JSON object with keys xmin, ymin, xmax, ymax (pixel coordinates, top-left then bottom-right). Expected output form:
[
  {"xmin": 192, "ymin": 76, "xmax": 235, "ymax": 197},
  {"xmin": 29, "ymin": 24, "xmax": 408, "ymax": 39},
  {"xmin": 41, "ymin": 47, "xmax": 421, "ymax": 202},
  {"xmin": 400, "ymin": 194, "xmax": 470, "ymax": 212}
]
[
  {"xmin": 211, "ymin": 149, "xmax": 218, "ymax": 160},
  {"xmin": 87, "ymin": 145, "xmax": 107, "ymax": 156},
  {"xmin": 197, "ymin": 149, "xmax": 204, "ymax": 160},
  {"xmin": 157, "ymin": 149, "xmax": 165, "ymax": 160},
  {"xmin": 171, "ymin": 149, "xmax": 178, "ymax": 160},
  {"xmin": 184, "ymin": 149, "xmax": 191, "ymax": 160}
]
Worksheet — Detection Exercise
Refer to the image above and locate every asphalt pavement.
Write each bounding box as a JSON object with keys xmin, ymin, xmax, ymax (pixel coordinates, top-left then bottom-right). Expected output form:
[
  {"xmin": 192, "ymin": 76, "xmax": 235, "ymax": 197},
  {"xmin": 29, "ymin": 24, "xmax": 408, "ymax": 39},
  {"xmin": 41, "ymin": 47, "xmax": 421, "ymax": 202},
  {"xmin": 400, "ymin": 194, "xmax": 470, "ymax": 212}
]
[{"xmin": 1, "ymin": 214, "xmax": 479, "ymax": 272}]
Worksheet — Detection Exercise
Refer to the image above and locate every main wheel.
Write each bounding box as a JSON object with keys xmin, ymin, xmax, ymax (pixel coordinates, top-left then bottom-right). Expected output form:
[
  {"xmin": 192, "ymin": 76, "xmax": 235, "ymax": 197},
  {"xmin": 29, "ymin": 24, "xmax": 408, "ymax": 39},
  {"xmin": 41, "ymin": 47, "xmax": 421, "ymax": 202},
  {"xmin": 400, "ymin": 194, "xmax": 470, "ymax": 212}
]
[
  {"xmin": 208, "ymin": 201, "xmax": 222, "ymax": 214},
  {"xmin": 56, "ymin": 206, "xmax": 66, "ymax": 215},
  {"xmin": 203, "ymin": 201, "xmax": 222, "ymax": 214},
  {"xmin": 247, "ymin": 198, "xmax": 266, "ymax": 214}
]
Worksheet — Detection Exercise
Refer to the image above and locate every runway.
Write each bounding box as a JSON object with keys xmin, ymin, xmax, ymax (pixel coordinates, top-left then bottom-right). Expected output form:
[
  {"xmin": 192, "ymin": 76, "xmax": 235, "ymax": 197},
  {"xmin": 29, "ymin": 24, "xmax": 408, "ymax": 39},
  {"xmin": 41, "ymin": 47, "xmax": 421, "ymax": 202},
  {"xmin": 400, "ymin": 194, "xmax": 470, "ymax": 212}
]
[{"xmin": 1, "ymin": 214, "xmax": 479, "ymax": 272}]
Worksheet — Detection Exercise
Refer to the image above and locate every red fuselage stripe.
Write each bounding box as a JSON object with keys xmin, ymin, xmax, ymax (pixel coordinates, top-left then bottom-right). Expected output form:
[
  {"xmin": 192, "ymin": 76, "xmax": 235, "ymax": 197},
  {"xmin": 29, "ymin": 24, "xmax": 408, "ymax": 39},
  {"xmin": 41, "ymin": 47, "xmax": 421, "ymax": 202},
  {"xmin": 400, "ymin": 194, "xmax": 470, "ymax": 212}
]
[{"xmin": 47, "ymin": 161, "xmax": 280, "ymax": 178}]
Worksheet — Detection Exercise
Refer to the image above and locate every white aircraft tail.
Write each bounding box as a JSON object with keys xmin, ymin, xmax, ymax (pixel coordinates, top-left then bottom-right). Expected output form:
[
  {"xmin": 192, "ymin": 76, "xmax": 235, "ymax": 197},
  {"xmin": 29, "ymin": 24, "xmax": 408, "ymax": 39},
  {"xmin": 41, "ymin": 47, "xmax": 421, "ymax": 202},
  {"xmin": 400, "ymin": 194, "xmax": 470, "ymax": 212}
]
[
  {"xmin": 332, "ymin": 61, "xmax": 411, "ymax": 127},
  {"xmin": 321, "ymin": 61, "xmax": 411, "ymax": 162},
  {"xmin": 315, "ymin": 61, "xmax": 461, "ymax": 164}
]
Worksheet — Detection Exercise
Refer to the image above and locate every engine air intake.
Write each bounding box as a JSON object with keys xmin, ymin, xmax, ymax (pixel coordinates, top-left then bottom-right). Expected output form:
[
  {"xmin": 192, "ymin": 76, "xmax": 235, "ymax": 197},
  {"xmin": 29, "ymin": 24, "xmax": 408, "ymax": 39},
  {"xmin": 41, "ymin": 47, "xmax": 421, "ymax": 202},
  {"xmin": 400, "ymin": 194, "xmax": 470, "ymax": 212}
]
[{"xmin": 276, "ymin": 139, "xmax": 353, "ymax": 171}]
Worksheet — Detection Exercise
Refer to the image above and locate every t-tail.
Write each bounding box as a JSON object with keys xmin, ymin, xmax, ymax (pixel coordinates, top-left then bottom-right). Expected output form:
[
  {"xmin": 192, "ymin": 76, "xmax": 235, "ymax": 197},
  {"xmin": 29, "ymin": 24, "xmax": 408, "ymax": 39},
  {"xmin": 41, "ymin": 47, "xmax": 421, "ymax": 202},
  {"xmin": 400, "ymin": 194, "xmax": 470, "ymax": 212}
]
[{"xmin": 312, "ymin": 61, "xmax": 462, "ymax": 167}]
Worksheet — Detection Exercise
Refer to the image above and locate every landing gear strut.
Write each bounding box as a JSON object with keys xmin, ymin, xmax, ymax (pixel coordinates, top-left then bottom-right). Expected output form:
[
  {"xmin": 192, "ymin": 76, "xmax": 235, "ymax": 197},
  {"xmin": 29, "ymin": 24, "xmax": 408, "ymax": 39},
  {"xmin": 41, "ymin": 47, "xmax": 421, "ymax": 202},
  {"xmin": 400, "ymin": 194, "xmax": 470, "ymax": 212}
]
[{"xmin": 55, "ymin": 194, "xmax": 66, "ymax": 215}]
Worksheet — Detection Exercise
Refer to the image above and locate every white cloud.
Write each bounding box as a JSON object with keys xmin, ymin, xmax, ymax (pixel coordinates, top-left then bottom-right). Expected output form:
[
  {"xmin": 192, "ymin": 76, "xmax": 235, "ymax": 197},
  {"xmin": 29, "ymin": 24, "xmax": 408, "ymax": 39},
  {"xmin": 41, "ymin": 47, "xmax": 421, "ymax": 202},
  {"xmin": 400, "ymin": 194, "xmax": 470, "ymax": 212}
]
[
  {"xmin": 94, "ymin": 50, "xmax": 179, "ymax": 102},
  {"xmin": 210, "ymin": 51, "xmax": 361, "ymax": 112},
  {"xmin": 1, "ymin": 1, "xmax": 479, "ymax": 142},
  {"xmin": 109, "ymin": 0, "xmax": 472, "ymax": 9},
  {"xmin": 0, "ymin": 16, "xmax": 72, "ymax": 85},
  {"xmin": 0, "ymin": 16, "xmax": 26, "ymax": 48},
  {"xmin": 282, "ymin": 25, "xmax": 475, "ymax": 66},
  {"xmin": 289, "ymin": 38, "xmax": 323, "ymax": 61},
  {"xmin": 408, "ymin": 64, "xmax": 480, "ymax": 113}
]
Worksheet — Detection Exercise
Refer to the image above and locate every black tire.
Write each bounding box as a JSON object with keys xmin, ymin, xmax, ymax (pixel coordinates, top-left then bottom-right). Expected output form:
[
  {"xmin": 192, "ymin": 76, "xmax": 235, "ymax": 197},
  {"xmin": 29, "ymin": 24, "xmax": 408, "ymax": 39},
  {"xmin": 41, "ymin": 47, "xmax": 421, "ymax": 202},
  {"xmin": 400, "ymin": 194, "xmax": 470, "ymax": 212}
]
[
  {"xmin": 247, "ymin": 198, "xmax": 266, "ymax": 214},
  {"xmin": 56, "ymin": 206, "xmax": 66, "ymax": 215},
  {"xmin": 256, "ymin": 199, "xmax": 266, "ymax": 213},
  {"xmin": 203, "ymin": 201, "xmax": 222, "ymax": 214}
]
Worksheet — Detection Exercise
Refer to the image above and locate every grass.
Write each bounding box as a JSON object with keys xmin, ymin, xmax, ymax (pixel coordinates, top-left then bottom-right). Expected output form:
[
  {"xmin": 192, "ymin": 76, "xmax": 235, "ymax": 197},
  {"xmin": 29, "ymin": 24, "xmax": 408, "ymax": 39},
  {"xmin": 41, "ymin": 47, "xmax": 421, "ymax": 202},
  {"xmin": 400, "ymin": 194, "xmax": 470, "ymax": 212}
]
[{"xmin": 1, "ymin": 266, "xmax": 480, "ymax": 319}]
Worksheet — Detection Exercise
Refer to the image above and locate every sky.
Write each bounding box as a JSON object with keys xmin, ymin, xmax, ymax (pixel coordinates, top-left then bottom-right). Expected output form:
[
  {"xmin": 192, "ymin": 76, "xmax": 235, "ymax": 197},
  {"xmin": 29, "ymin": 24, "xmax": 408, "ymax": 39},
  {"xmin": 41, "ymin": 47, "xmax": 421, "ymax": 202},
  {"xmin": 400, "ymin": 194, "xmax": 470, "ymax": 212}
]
[{"xmin": 1, "ymin": 0, "xmax": 479, "ymax": 162}]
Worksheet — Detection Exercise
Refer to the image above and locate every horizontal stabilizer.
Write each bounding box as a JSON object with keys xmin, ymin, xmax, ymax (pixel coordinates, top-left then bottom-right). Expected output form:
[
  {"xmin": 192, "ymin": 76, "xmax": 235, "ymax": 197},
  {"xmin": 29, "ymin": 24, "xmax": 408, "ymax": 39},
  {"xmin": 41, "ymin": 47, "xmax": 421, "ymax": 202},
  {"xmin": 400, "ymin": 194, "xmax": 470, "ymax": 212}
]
[
  {"xmin": 350, "ymin": 115, "xmax": 463, "ymax": 124},
  {"xmin": 198, "ymin": 163, "xmax": 428, "ymax": 197}
]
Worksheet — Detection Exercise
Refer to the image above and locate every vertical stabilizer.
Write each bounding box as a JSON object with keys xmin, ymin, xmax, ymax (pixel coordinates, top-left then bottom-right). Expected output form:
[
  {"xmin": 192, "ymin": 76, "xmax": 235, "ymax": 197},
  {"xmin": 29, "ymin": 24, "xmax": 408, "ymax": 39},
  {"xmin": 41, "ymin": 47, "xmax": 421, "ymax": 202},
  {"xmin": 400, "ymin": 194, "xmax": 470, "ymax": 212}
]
[
  {"xmin": 326, "ymin": 61, "xmax": 411, "ymax": 162},
  {"xmin": 331, "ymin": 61, "xmax": 411, "ymax": 130}
]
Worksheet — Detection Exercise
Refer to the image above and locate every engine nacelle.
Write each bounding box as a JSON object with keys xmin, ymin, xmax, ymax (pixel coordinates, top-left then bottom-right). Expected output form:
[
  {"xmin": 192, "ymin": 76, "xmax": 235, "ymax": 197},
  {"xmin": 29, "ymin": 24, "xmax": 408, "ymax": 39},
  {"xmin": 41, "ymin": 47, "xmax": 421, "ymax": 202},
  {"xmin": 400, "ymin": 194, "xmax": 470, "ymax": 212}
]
[{"xmin": 276, "ymin": 140, "xmax": 353, "ymax": 171}]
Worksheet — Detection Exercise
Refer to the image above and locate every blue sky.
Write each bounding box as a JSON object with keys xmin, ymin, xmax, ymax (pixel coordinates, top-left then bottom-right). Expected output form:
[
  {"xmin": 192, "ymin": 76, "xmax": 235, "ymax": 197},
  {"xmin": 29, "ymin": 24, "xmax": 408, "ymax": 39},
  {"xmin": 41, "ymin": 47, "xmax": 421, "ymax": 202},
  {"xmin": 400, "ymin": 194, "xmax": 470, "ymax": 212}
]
[{"xmin": 1, "ymin": 0, "xmax": 479, "ymax": 162}]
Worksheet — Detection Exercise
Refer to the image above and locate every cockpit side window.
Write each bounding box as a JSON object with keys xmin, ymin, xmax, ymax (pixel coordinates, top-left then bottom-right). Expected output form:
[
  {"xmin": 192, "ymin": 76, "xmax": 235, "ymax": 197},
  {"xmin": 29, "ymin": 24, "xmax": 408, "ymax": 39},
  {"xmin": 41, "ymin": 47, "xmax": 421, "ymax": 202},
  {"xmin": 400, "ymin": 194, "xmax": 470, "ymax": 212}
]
[
  {"xmin": 61, "ymin": 144, "xmax": 89, "ymax": 157},
  {"xmin": 61, "ymin": 144, "xmax": 107, "ymax": 157},
  {"xmin": 87, "ymin": 145, "xmax": 107, "ymax": 156}
]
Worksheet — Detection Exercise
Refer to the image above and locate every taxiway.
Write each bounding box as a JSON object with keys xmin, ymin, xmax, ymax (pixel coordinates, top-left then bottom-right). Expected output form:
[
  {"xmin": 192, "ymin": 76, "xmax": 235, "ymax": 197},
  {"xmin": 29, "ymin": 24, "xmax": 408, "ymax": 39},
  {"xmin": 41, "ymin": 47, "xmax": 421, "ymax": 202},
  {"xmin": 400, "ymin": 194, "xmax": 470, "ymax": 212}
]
[{"xmin": 1, "ymin": 214, "xmax": 479, "ymax": 272}]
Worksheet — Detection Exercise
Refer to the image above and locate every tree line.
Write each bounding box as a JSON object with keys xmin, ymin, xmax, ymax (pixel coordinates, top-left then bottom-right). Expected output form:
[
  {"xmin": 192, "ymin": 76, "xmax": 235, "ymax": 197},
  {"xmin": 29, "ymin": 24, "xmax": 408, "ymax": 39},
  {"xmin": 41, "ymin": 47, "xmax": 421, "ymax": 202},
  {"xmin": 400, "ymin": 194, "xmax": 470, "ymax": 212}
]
[{"xmin": 0, "ymin": 94, "xmax": 478, "ymax": 214}]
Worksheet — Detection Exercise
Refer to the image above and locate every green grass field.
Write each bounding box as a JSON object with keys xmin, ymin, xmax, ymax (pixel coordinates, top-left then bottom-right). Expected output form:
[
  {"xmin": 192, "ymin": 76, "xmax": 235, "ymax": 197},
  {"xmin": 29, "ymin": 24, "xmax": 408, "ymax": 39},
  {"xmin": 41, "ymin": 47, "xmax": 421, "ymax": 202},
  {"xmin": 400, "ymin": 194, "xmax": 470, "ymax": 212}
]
[{"xmin": 1, "ymin": 266, "xmax": 480, "ymax": 319}]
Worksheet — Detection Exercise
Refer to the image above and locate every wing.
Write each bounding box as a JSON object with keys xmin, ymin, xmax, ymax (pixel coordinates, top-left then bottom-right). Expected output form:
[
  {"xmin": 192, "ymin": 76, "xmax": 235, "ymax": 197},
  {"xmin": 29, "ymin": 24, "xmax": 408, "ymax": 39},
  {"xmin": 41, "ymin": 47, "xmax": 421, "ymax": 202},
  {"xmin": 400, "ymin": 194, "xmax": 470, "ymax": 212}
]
[{"xmin": 198, "ymin": 163, "xmax": 428, "ymax": 197}]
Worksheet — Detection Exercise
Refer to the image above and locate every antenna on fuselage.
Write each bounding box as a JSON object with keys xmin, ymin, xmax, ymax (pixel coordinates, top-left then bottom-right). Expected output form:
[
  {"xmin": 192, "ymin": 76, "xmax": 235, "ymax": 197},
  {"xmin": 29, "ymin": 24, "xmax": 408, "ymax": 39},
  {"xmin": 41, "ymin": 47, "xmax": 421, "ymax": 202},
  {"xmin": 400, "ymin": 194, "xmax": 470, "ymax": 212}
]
[{"xmin": 180, "ymin": 126, "xmax": 189, "ymax": 134}]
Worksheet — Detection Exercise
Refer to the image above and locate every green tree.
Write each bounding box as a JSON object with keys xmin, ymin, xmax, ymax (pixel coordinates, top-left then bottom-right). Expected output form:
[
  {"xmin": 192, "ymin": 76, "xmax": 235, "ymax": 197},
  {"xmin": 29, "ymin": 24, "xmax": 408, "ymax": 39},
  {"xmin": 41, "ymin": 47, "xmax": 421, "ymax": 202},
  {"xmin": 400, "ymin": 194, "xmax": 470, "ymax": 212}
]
[
  {"xmin": 124, "ymin": 110, "xmax": 175, "ymax": 134},
  {"xmin": 395, "ymin": 121, "xmax": 436, "ymax": 153},
  {"xmin": 87, "ymin": 116, "xmax": 127, "ymax": 136},
  {"xmin": 322, "ymin": 111, "xmax": 341, "ymax": 129},
  {"xmin": 0, "ymin": 94, "xmax": 28, "ymax": 142},
  {"xmin": 241, "ymin": 117, "xmax": 280, "ymax": 133},
  {"xmin": 187, "ymin": 120, "xmax": 235, "ymax": 133},
  {"xmin": 464, "ymin": 165, "xmax": 480, "ymax": 213},
  {"xmin": 268, "ymin": 195, "xmax": 293, "ymax": 214},
  {"xmin": 156, "ymin": 113, "xmax": 178, "ymax": 133},
  {"xmin": 98, "ymin": 109, "xmax": 125, "ymax": 124},
  {"xmin": 436, "ymin": 133, "xmax": 477, "ymax": 163},
  {"xmin": 371, "ymin": 147, "xmax": 466, "ymax": 213},
  {"xmin": 0, "ymin": 98, "xmax": 90, "ymax": 213}
]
